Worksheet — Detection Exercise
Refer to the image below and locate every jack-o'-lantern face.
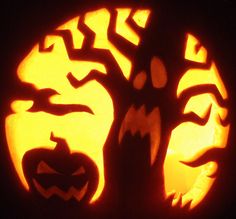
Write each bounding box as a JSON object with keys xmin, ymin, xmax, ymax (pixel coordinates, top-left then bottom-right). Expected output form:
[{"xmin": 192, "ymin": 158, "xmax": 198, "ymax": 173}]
[{"xmin": 5, "ymin": 7, "xmax": 151, "ymax": 204}]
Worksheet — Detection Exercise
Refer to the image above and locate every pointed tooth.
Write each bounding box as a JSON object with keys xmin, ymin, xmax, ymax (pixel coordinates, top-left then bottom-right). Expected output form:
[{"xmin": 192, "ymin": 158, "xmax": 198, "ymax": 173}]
[
  {"xmin": 73, "ymin": 182, "xmax": 88, "ymax": 201},
  {"xmin": 148, "ymin": 107, "xmax": 161, "ymax": 166},
  {"xmin": 172, "ymin": 192, "xmax": 182, "ymax": 207},
  {"xmin": 166, "ymin": 190, "xmax": 176, "ymax": 200},
  {"xmin": 166, "ymin": 191, "xmax": 176, "ymax": 205},
  {"xmin": 182, "ymin": 199, "xmax": 193, "ymax": 211},
  {"xmin": 118, "ymin": 105, "xmax": 136, "ymax": 144}
]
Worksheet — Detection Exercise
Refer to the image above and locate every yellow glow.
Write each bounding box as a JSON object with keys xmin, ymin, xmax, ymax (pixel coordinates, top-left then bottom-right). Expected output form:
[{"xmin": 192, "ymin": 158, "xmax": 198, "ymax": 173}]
[
  {"xmin": 6, "ymin": 80, "xmax": 113, "ymax": 202},
  {"xmin": 11, "ymin": 100, "xmax": 33, "ymax": 113},
  {"xmin": 164, "ymin": 34, "xmax": 230, "ymax": 209},
  {"xmin": 164, "ymin": 93, "xmax": 229, "ymax": 208},
  {"xmin": 84, "ymin": 8, "xmax": 132, "ymax": 79},
  {"xmin": 171, "ymin": 95, "xmax": 228, "ymax": 160},
  {"xmin": 5, "ymin": 8, "xmax": 129, "ymax": 203},
  {"xmin": 177, "ymin": 62, "xmax": 228, "ymax": 99},
  {"xmin": 6, "ymin": 6, "xmax": 151, "ymax": 204},
  {"xmin": 57, "ymin": 16, "xmax": 84, "ymax": 49},
  {"xmin": 132, "ymin": 9, "xmax": 151, "ymax": 28},
  {"xmin": 18, "ymin": 38, "xmax": 106, "ymax": 92},
  {"xmin": 116, "ymin": 8, "xmax": 140, "ymax": 45},
  {"xmin": 184, "ymin": 93, "xmax": 228, "ymax": 120},
  {"xmin": 185, "ymin": 33, "xmax": 207, "ymax": 63}
]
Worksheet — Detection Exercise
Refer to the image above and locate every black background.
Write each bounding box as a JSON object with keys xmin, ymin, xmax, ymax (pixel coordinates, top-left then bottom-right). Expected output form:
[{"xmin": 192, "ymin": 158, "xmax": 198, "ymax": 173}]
[{"xmin": 1, "ymin": 0, "xmax": 236, "ymax": 218}]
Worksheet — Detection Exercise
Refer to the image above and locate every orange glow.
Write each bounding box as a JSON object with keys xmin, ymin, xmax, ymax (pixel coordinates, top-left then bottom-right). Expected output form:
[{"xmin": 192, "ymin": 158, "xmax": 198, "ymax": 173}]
[
  {"xmin": 185, "ymin": 33, "xmax": 207, "ymax": 63},
  {"xmin": 133, "ymin": 71, "xmax": 147, "ymax": 90},
  {"xmin": 57, "ymin": 16, "xmax": 84, "ymax": 49},
  {"xmin": 17, "ymin": 38, "xmax": 106, "ymax": 92},
  {"xmin": 6, "ymin": 8, "xmax": 152, "ymax": 203},
  {"xmin": 6, "ymin": 80, "xmax": 114, "ymax": 202},
  {"xmin": 177, "ymin": 62, "xmax": 228, "ymax": 99},
  {"xmin": 116, "ymin": 8, "xmax": 140, "ymax": 45},
  {"xmin": 84, "ymin": 8, "xmax": 150, "ymax": 80},
  {"xmin": 37, "ymin": 161, "xmax": 60, "ymax": 174},
  {"xmin": 164, "ymin": 33, "xmax": 230, "ymax": 209},
  {"xmin": 84, "ymin": 8, "xmax": 132, "ymax": 79},
  {"xmin": 5, "ymin": 7, "xmax": 151, "ymax": 204},
  {"xmin": 132, "ymin": 9, "xmax": 151, "ymax": 28},
  {"xmin": 150, "ymin": 56, "xmax": 168, "ymax": 88}
]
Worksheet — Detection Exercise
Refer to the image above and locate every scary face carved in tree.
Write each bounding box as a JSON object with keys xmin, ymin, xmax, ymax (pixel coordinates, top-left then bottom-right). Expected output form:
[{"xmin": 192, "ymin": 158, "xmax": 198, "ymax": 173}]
[{"xmin": 5, "ymin": 6, "xmax": 229, "ymax": 212}]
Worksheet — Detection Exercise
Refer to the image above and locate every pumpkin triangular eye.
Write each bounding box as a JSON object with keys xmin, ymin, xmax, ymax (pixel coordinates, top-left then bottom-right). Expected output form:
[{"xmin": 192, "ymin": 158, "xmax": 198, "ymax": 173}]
[
  {"xmin": 37, "ymin": 161, "xmax": 60, "ymax": 174},
  {"xmin": 72, "ymin": 166, "xmax": 86, "ymax": 176}
]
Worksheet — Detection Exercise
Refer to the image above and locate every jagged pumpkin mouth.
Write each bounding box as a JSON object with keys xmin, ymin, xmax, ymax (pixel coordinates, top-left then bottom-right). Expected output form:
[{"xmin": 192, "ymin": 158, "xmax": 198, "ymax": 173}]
[{"xmin": 33, "ymin": 162, "xmax": 89, "ymax": 202}]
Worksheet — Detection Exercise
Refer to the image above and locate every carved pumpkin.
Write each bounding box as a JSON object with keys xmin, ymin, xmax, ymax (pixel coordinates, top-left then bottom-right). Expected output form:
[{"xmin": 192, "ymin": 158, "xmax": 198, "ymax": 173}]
[
  {"xmin": 5, "ymin": 7, "xmax": 151, "ymax": 204},
  {"xmin": 3, "ymin": 1, "xmax": 233, "ymax": 218}
]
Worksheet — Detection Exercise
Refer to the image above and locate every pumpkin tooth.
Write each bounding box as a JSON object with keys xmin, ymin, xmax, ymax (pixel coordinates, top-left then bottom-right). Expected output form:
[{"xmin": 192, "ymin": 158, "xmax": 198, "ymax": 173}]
[
  {"xmin": 119, "ymin": 104, "xmax": 161, "ymax": 165},
  {"xmin": 73, "ymin": 182, "xmax": 88, "ymax": 201}
]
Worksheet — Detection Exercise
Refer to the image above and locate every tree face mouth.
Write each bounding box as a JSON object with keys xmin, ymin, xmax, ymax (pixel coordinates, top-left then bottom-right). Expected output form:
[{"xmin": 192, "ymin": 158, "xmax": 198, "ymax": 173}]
[{"xmin": 23, "ymin": 148, "xmax": 99, "ymax": 204}]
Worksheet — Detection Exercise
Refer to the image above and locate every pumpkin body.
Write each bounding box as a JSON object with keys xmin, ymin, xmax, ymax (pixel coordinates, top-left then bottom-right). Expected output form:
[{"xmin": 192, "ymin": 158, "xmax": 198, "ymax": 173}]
[{"xmin": 1, "ymin": 1, "xmax": 234, "ymax": 218}]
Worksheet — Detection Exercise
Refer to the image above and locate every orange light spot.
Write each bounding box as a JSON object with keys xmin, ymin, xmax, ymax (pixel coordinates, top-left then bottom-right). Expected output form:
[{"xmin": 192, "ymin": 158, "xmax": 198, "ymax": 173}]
[
  {"xmin": 133, "ymin": 71, "xmax": 147, "ymax": 90},
  {"xmin": 57, "ymin": 16, "xmax": 84, "ymax": 49},
  {"xmin": 185, "ymin": 33, "xmax": 207, "ymax": 63},
  {"xmin": 116, "ymin": 8, "xmax": 140, "ymax": 45},
  {"xmin": 17, "ymin": 37, "xmax": 106, "ymax": 92},
  {"xmin": 150, "ymin": 56, "xmax": 168, "ymax": 88},
  {"xmin": 177, "ymin": 62, "xmax": 228, "ymax": 99},
  {"xmin": 132, "ymin": 9, "xmax": 151, "ymax": 28}
]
